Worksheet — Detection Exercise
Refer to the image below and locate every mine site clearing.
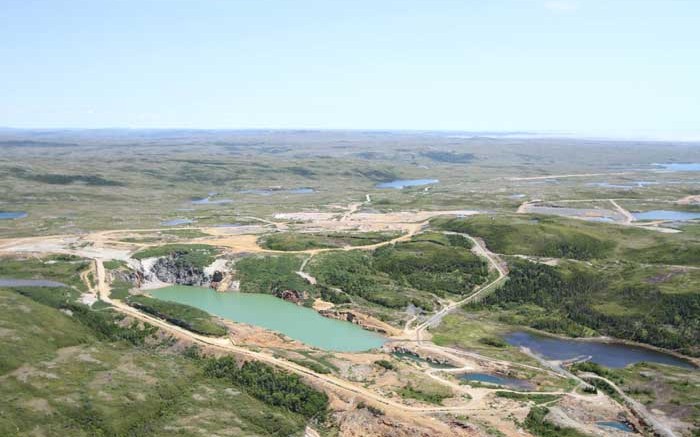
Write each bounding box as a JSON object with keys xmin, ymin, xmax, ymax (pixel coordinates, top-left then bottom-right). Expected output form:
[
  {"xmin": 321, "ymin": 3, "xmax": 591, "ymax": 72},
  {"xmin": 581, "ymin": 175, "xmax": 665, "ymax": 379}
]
[{"xmin": 1, "ymin": 199, "xmax": 695, "ymax": 437}]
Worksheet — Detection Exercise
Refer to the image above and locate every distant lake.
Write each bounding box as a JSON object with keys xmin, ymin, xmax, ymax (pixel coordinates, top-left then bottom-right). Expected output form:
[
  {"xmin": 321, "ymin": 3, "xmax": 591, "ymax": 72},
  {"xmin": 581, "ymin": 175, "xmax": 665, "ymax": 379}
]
[
  {"xmin": 191, "ymin": 196, "xmax": 232, "ymax": 205},
  {"xmin": 588, "ymin": 181, "xmax": 658, "ymax": 189},
  {"xmin": 376, "ymin": 179, "xmax": 439, "ymax": 189},
  {"xmin": 0, "ymin": 211, "xmax": 28, "ymax": 220},
  {"xmin": 504, "ymin": 331, "xmax": 694, "ymax": 369},
  {"xmin": 589, "ymin": 216, "xmax": 616, "ymax": 223},
  {"xmin": 655, "ymin": 163, "xmax": 700, "ymax": 172},
  {"xmin": 239, "ymin": 188, "xmax": 315, "ymax": 196},
  {"xmin": 633, "ymin": 210, "xmax": 700, "ymax": 221},
  {"xmin": 0, "ymin": 278, "xmax": 66, "ymax": 287},
  {"xmin": 161, "ymin": 218, "xmax": 194, "ymax": 226}
]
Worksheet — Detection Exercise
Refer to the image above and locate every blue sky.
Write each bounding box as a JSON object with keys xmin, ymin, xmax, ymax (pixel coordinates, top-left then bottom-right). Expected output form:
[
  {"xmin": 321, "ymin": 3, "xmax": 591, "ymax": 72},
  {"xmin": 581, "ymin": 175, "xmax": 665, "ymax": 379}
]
[{"xmin": 1, "ymin": 0, "xmax": 699, "ymax": 134}]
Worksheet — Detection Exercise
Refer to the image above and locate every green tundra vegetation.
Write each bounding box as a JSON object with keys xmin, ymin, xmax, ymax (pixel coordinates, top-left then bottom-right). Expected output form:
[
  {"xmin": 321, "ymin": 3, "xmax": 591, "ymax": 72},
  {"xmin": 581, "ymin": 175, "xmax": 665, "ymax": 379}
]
[
  {"xmin": 203, "ymin": 356, "xmax": 329, "ymax": 418},
  {"xmin": 397, "ymin": 379, "xmax": 453, "ymax": 405},
  {"xmin": 235, "ymin": 254, "xmax": 315, "ymax": 295},
  {"xmin": 8, "ymin": 167, "xmax": 126, "ymax": 186},
  {"xmin": 131, "ymin": 244, "xmax": 219, "ymax": 268},
  {"xmin": 410, "ymin": 231, "xmax": 473, "ymax": 248},
  {"xmin": 523, "ymin": 407, "xmax": 593, "ymax": 437},
  {"xmin": 0, "ymin": 255, "xmax": 90, "ymax": 291},
  {"xmin": 257, "ymin": 231, "xmax": 401, "ymax": 251},
  {"xmin": 494, "ymin": 392, "xmax": 560, "ymax": 405},
  {"xmin": 0, "ymin": 285, "xmax": 323, "ymax": 435},
  {"xmin": 126, "ymin": 295, "xmax": 227, "ymax": 336},
  {"xmin": 474, "ymin": 259, "xmax": 700, "ymax": 356},
  {"xmin": 433, "ymin": 214, "xmax": 700, "ymax": 266},
  {"xmin": 108, "ymin": 279, "xmax": 133, "ymax": 300},
  {"xmin": 433, "ymin": 215, "xmax": 615, "ymax": 261},
  {"xmin": 588, "ymin": 362, "xmax": 700, "ymax": 428},
  {"xmin": 308, "ymin": 238, "xmax": 488, "ymax": 312}
]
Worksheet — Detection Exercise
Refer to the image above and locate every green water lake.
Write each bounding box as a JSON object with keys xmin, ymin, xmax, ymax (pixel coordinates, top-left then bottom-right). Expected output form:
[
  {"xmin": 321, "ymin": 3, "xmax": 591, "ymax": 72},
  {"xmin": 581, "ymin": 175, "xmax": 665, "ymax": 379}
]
[{"xmin": 150, "ymin": 285, "xmax": 386, "ymax": 352}]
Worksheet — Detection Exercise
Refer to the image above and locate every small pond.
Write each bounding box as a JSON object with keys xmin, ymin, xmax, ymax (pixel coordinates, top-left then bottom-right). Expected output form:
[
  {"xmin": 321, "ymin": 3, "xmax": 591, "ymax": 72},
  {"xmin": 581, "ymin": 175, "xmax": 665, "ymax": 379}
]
[
  {"xmin": 150, "ymin": 286, "xmax": 386, "ymax": 352},
  {"xmin": 654, "ymin": 163, "xmax": 700, "ymax": 172},
  {"xmin": 589, "ymin": 216, "xmax": 617, "ymax": 223},
  {"xmin": 0, "ymin": 278, "xmax": 66, "ymax": 287},
  {"xmin": 588, "ymin": 181, "xmax": 658, "ymax": 189},
  {"xmin": 597, "ymin": 421, "xmax": 635, "ymax": 433},
  {"xmin": 632, "ymin": 210, "xmax": 700, "ymax": 221},
  {"xmin": 375, "ymin": 179, "xmax": 439, "ymax": 189},
  {"xmin": 0, "ymin": 211, "xmax": 28, "ymax": 220},
  {"xmin": 191, "ymin": 196, "xmax": 232, "ymax": 205},
  {"xmin": 458, "ymin": 373, "xmax": 533, "ymax": 389},
  {"xmin": 161, "ymin": 218, "xmax": 194, "ymax": 226},
  {"xmin": 504, "ymin": 332, "xmax": 694, "ymax": 369}
]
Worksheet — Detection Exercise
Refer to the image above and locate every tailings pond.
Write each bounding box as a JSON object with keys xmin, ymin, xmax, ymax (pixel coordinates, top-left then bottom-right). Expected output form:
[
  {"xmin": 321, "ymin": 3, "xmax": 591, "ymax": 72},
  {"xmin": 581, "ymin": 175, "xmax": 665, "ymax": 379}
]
[
  {"xmin": 150, "ymin": 286, "xmax": 386, "ymax": 352},
  {"xmin": 505, "ymin": 332, "xmax": 694, "ymax": 369}
]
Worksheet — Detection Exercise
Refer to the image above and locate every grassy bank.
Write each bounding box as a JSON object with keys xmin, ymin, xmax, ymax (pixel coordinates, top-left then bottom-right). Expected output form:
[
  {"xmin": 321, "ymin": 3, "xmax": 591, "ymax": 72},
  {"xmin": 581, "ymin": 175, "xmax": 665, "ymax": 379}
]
[
  {"xmin": 126, "ymin": 295, "xmax": 227, "ymax": 336},
  {"xmin": 0, "ymin": 288, "xmax": 312, "ymax": 436}
]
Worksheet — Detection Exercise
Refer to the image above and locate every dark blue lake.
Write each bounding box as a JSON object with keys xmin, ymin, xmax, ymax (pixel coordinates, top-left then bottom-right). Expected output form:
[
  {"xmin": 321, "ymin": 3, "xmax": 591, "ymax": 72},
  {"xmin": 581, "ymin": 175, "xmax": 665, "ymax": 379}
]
[{"xmin": 504, "ymin": 332, "xmax": 694, "ymax": 369}]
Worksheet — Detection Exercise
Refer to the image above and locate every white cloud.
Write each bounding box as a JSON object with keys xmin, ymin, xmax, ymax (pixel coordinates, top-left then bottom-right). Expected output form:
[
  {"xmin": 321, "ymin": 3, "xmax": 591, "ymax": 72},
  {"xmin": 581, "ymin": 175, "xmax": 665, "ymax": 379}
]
[{"xmin": 544, "ymin": 0, "xmax": 579, "ymax": 12}]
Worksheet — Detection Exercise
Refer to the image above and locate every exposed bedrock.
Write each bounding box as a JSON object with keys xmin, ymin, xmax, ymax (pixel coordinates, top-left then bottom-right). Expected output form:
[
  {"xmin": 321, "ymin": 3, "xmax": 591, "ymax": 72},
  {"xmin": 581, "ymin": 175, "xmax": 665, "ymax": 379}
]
[{"xmin": 135, "ymin": 253, "xmax": 227, "ymax": 288}]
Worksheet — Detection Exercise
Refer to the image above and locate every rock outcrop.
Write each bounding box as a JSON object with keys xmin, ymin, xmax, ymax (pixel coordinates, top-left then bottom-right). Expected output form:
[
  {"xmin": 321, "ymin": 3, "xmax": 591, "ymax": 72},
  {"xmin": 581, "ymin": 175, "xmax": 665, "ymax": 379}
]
[
  {"xmin": 134, "ymin": 254, "xmax": 228, "ymax": 289},
  {"xmin": 275, "ymin": 289, "xmax": 307, "ymax": 304}
]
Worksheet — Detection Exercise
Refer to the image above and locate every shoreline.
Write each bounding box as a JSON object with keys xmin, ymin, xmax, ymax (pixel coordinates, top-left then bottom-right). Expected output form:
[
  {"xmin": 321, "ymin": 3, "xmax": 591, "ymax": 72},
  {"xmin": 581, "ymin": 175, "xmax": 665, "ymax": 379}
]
[{"xmin": 514, "ymin": 326, "xmax": 699, "ymax": 368}]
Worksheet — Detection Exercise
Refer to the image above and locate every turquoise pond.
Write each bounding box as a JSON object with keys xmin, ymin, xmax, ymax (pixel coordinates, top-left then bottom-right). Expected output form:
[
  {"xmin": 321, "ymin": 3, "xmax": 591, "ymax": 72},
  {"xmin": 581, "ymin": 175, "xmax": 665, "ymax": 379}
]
[{"xmin": 150, "ymin": 286, "xmax": 386, "ymax": 352}]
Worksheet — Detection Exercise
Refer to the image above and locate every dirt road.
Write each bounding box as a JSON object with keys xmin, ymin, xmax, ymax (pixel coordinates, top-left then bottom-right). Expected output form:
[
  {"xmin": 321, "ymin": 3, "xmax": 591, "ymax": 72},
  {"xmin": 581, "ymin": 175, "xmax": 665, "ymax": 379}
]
[
  {"xmin": 609, "ymin": 199, "xmax": 635, "ymax": 224},
  {"xmin": 92, "ymin": 258, "xmax": 503, "ymax": 416},
  {"xmin": 413, "ymin": 232, "xmax": 507, "ymax": 336}
]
